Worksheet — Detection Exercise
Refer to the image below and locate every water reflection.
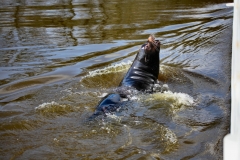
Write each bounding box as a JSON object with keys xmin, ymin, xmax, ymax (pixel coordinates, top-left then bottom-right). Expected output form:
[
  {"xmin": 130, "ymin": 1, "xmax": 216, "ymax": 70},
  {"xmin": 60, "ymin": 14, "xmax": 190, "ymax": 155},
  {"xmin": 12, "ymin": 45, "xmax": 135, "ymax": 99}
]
[{"xmin": 0, "ymin": 0, "xmax": 232, "ymax": 159}]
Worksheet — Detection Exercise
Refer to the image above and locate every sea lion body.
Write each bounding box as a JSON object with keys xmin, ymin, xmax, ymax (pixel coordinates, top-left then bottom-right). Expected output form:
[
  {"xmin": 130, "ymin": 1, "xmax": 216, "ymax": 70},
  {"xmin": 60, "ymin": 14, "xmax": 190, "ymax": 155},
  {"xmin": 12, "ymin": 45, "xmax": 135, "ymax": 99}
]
[
  {"xmin": 119, "ymin": 44, "xmax": 159, "ymax": 92},
  {"xmin": 90, "ymin": 36, "xmax": 160, "ymax": 119}
]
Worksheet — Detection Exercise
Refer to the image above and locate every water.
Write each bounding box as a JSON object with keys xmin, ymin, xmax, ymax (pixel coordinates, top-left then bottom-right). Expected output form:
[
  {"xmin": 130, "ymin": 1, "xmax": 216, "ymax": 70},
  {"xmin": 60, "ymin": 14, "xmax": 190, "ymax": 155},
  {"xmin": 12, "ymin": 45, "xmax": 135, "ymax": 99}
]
[{"xmin": 0, "ymin": 0, "xmax": 232, "ymax": 159}]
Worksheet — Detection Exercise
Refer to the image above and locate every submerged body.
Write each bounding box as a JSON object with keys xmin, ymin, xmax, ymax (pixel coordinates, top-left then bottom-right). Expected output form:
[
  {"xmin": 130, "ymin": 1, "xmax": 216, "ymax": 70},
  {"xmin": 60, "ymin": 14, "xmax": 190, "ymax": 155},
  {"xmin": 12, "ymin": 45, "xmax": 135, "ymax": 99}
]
[{"xmin": 90, "ymin": 35, "xmax": 161, "ymax": 119}]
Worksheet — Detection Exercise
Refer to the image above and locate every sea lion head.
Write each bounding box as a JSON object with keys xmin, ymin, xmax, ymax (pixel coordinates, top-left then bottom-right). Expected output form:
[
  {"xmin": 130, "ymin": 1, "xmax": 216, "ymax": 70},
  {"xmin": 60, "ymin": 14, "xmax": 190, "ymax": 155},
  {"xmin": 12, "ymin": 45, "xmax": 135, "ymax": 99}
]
[{"xmin": 144, "ymin": 35, "xmax": 160, "ymax": 54}]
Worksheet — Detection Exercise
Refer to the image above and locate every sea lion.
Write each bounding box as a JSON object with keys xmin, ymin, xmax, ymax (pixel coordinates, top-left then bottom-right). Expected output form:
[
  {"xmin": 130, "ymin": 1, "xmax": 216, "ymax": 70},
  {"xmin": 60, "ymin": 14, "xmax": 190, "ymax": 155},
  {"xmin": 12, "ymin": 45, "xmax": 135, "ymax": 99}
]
[{"xmin": 89, "ymin": 35, "xmax": 161, "ymax": 119}]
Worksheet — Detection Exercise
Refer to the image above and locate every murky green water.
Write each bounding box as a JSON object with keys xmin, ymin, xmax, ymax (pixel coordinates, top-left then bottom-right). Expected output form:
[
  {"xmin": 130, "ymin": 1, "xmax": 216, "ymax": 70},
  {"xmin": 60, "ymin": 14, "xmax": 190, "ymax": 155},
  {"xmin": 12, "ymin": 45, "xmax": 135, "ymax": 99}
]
[{"xmin": 0, "ymin": 0, "xmax": 233, "ymax": 159}]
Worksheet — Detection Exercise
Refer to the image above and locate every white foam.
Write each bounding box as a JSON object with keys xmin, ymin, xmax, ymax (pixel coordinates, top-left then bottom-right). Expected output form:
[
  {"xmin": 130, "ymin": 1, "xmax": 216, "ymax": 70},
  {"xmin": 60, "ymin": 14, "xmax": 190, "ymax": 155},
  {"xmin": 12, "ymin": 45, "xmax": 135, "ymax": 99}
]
[
  {"xmin": 148, "ymin": 91, "xmax": 195, "ymax": 112},
  {"xmin": 98, "ymin": 93, "xmax": 108, "ymax": 98},
  {"xmin": 165, "ymin": 91, "xmax": 194, "ymax": 106},
  {"xmin": 164, "ymin": 127, "xmax": 178, "ymax": 144},
  {"xmin": 35, "ymin": 101, "xmax": 72, "ymax": 114},
  {"xmin": 35, "ymin": 101, "xmax": 60, "ymax": 111},
  {"xmin": 129, "ymin": 95, "xmax": 139, "ymax": 101},
  {"xmin": 106, "ymin": 113, "xmax": 122, "ymax": 122},
  {"xmin": 81, "ymin": 61, "xmax": 132, "ymax": 80}
]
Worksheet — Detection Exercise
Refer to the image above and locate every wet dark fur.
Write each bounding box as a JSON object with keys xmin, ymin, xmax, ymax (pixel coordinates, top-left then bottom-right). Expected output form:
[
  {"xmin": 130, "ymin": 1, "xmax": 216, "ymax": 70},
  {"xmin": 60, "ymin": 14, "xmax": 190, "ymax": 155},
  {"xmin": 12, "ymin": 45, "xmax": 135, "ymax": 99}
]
[{"xmin": 89, "ymin": 37, "xmax": 160, "ymax": 120}]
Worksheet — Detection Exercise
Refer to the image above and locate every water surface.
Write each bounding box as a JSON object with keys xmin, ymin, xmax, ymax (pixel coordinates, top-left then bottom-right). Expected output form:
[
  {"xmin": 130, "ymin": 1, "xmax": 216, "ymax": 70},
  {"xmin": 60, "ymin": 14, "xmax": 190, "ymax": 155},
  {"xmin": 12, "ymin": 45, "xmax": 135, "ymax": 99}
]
[{"xmin": 0, "ymin": 0, "xmax": 232, "ymax": 159}]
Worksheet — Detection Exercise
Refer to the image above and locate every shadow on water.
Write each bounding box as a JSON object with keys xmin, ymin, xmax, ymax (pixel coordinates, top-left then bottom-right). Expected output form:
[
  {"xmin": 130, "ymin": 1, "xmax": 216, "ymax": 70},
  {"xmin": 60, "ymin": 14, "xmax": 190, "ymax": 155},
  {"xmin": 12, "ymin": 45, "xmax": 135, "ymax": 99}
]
[{"xmin": 0, "ymin": 0, "xmax": 232, "ymax": 159}]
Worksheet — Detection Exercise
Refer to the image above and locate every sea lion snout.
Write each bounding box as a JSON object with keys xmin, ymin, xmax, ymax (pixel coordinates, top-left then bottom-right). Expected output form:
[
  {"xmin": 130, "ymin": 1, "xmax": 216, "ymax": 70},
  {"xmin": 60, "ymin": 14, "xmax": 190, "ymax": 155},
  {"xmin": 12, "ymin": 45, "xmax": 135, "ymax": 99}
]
[{"xmin": 145, "ymin": 35, "xmax": 160, "ymax": 53}]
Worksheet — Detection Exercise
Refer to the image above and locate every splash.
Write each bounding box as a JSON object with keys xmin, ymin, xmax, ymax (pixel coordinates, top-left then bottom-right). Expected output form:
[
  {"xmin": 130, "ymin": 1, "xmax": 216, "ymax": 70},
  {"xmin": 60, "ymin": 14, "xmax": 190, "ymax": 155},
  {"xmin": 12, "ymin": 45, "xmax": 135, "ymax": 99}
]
[
  {"xmin": 80, "ymin": 61, "xmax": 132, "ymax": 88},
  {"xmin": 35, "ymin": 101, "xmax": 74, "ymax": 116},
  {"xmin": 163, "ymin": 127, "xmax": 178, "ymax": 144},
  {"xmin": 80, "ymin": 61, "xmax": 132, "ymax": 80},
  {"xmin": 145, "ymin": 90, "xmax": 195, "ymax": 113}
]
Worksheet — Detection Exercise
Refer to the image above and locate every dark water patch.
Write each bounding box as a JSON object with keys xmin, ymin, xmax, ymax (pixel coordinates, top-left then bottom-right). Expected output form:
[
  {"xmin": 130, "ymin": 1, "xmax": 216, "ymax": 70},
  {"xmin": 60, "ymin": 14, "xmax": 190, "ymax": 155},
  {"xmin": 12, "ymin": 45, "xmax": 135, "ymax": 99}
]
[
  {"xmin": 0, "ymin": 75, "xmax": 69, "ymax": 95},
  {"xmin": 0, "ymin": 111, "xmax": 23, "ymax": 118},
  {"xmin": 0, "ymin": 118, "xmax": 42, "ymax": 131}
]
